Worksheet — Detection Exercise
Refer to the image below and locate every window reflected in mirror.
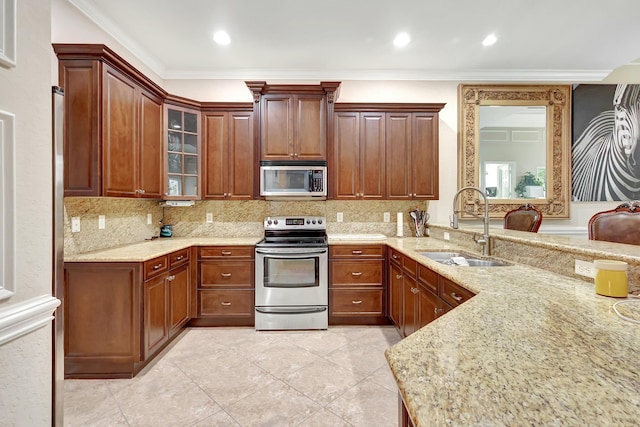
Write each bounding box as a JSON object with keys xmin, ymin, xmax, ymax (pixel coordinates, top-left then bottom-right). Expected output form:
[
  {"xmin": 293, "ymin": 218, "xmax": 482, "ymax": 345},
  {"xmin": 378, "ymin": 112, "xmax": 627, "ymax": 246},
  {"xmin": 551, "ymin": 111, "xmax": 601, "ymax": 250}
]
[{"xmin": 479, "ymin": 106, "xmax": 546, "ymax": 200}]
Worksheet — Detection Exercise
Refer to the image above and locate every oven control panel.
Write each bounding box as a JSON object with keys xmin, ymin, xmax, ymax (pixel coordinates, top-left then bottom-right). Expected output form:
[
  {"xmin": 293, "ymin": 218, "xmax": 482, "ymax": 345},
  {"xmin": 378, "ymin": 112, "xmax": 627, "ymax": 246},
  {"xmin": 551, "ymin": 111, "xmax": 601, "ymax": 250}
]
[{"xmin": 264, "ymin": 216, "xmax": 326, "ymax": 230}]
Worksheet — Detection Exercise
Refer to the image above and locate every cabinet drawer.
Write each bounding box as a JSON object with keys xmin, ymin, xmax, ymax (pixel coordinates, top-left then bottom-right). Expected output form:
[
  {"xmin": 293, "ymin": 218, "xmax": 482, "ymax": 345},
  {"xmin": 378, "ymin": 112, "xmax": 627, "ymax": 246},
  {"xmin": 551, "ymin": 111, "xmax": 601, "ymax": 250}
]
[
  {"xmin": 330, "ymin": 245, "xmax": 385, "ymax": 259},
  {"xmin": 144, "ymin": 255, "xmax": 168, "ymax": 280},
  {"xmin": 169, "ymin": 248, "xmax": 190, "ymax": 268},
  {"xmin": 198, "ymin": 289, "xmax": 254, "ymax": 317},
  {"xmin": 439, "ymin": 277, "xmax": 475, "ymax": 307},
  {"xmin": 417, "ymin": 265, "xmax": 438, "ymax": 294},
  {"xmin": 199, "ymin": 246, "xmax": 254, "ymax": 259},
  {"xmin": 199, "ymin": 261, "xmax": 254, "ymax": 287},
  {"xmin": 388, "ymin": 249, "xmax": 416, "ymax": 277},
  {"xmin": 388, "ymin": 249, "xmax": 403, "ymax": 265},
  {"xmin": 330, "ymin": 289, "xmax": 383, "ymax": 316},
  {"xmin": 330, "ymin": 260, "xmax": 383, "ymax": 286}
]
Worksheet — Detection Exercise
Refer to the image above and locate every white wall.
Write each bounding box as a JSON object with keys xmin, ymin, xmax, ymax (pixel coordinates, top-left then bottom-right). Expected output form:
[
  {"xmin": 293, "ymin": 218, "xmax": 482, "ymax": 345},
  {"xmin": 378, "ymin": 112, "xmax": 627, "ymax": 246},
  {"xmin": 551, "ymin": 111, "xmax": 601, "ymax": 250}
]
[{"xmin": 0, "ymin": 0, "xmax": 55, "ymax": 424}]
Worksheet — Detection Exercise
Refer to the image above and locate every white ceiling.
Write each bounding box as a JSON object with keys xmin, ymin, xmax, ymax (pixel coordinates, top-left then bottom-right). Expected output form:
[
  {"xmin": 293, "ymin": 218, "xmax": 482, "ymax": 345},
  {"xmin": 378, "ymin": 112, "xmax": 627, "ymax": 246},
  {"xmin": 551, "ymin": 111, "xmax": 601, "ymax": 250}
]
[{"xmin": 68, "ymin": 0, "xmax": 640, "ymax": 82}]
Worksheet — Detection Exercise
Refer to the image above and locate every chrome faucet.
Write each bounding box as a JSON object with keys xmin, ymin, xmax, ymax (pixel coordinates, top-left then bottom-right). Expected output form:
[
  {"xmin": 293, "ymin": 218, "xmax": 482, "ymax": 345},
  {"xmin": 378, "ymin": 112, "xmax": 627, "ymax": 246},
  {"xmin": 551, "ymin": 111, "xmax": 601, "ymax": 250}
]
[{"xmin": 451, "ymin": 186, "xmax": 490, "ymax": 256}]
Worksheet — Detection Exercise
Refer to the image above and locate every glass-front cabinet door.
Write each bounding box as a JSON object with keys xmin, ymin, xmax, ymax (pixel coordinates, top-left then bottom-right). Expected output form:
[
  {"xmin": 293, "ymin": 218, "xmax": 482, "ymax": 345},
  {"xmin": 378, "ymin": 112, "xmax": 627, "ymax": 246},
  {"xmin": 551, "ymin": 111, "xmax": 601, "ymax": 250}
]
[{"xmin": 165, "ymin": 105, "xmax": 201, "ymax": 199}]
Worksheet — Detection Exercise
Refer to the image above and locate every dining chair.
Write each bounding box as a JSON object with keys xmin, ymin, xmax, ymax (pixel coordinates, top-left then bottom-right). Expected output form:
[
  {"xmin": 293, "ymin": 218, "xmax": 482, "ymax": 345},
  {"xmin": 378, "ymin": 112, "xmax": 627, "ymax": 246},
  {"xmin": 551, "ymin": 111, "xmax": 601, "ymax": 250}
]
[
  {"xmin": 588, "ymin": 201, "xmax": 640, "ymax": 245},
  {"xmin": 503, "ymin": 203, "xmax": 543, "ymax": 233}
]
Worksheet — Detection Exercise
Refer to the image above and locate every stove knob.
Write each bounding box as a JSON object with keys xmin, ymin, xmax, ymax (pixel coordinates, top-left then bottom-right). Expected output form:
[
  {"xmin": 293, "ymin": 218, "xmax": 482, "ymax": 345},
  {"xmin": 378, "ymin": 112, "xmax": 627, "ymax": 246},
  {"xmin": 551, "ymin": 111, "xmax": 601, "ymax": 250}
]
[
  {"xmin": 318, "ymin": 219, "xmax": 323, "ymax": 224},
  {"xmin": 267, "ymin": 219, "xmax": 272, "ymax": 225},
  {"xmin": 306, "ymin": 219, "xmax": 310, "ymax": 224},
  {"xmin": 274, "ymin": 219, "xmax": 279, "ymax": 225},
  {"xmin": 312, "ymin": 219, "xmax": 316, "ymax": 224}
]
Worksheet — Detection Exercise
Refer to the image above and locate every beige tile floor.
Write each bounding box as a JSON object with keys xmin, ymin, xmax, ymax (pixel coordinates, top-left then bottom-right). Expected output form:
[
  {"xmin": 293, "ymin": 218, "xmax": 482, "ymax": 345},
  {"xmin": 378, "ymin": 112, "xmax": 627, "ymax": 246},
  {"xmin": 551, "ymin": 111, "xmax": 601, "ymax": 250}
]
[{"xmin": 64, "ymin": 325, "xmax": 402, "ymax": 427}]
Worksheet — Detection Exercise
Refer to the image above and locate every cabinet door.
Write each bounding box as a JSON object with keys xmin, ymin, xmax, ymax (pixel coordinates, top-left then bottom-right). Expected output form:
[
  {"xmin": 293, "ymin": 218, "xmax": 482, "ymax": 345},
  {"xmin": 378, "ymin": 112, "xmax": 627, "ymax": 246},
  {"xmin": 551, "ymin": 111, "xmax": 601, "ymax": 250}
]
[
  {"xmin": 169, "ymin": 265, "xmax": 190, "ymax": 334},
  {"xmin": 402, "ymin": 275, "xmax": 419, "ymax": 337},
  {"xmin": 138, "ymin": 90, "xmax": 163, "ymax": 198},
  {"xmin": 102, "ymin": 65, "xmax": 138, "ymax": 197},
  {"xmin": 388, "ymin": 262, "xmax": 403, "ymax": 329},
  {"xmin": 203, "ymin": 112, "xmax": 228, "ymax": 198},
  {"xmin": 59, "ymin": 59, "xmax": 101, "ymax": 196},
  {"xmin": 333, "ymin": 112, "xmax": 359, "ymax": 199},
  {"xmin": 386, "ymin": 113, "xmax": 412, "ymax": 199},
  {"xmin": 228, "ymin": 112, "xmax": 254, "ymax": 199},
  {"xmin": 411, "ymin": 113, "xmax": 439, "ymax": 199},
  {"xmin": 417, "ymin": 284, "xmax": 439, "ymax": 329},
  {"xmin": 165, "ymin": 105, "xmax": 201, "ymax": 199},
  {"xmin": 261, "ymin": 95, "xmax": 293, "ymax": 159},
  {"xmin": 143, "ymin": 275, "xmax": 169, "ymax": 359},
  {"xmin": 295, "ymin": 94, "xmax": 326, "ymax": 160},
  {"xmin": 360, "ymin": 113, "xmax": 385, "ymax": 199}
]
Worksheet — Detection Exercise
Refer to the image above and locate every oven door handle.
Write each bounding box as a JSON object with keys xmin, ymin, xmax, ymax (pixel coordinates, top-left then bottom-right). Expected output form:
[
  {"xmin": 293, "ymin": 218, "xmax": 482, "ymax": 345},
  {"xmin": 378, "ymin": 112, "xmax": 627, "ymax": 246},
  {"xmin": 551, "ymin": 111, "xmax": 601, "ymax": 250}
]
[
  {"xmin": 255, "ymin": 248, "xmax": 327, "ymax": 255},
  {"xmin": 256, "ymin": 306, "xmax": 327, "ymax": 315}
]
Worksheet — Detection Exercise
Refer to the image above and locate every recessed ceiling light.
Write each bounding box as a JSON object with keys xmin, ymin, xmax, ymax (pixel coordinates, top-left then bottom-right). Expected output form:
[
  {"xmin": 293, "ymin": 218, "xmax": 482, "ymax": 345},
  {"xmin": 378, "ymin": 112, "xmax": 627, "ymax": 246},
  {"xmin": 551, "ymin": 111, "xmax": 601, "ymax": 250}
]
[
  {"xmin": 393, "ymin": 32, "xmax": 411, "ymax": 47},
  {"xmin": 213, "ymin": 30, "xmax": 231, "ymax": 46},
  {"xmin": 482, "ymin": 34, "xmax": 497, "ymax": 46}
]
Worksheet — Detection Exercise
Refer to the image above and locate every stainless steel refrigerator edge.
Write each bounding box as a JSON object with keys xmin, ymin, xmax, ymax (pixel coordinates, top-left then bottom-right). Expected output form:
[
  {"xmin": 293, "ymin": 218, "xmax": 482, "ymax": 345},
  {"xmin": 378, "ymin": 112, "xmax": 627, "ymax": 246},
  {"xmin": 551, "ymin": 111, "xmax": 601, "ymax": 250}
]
[{"xmin": 52, "ymin": 86, "xmax": 64, "ymax": 427}]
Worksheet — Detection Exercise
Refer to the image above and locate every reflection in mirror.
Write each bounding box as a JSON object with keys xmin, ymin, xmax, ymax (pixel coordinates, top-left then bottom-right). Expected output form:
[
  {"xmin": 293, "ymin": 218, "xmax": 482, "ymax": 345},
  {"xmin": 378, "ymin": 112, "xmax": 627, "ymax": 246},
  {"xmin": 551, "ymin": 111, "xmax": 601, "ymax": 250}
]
[
  {"xmin": 479, "ymin": 106, "xmax": 546, "ymax": 199},
  {"xmin": 458, "ymin": 84, "xmax": 572, "ymax": 219}
]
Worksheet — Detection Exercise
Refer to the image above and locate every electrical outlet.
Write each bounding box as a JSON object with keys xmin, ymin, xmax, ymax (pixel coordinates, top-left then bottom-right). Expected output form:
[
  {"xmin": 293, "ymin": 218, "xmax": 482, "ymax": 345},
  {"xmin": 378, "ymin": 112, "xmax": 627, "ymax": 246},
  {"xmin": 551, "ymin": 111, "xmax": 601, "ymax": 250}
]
[
  {"xmin": 443, "ymin": 231, "xmax": 450, "ymax": 241},
  {"xmin": 383, "ymin": 212, "xmax": 390, "ymax": 223},
  {"xmin": 71, "ymin": 217, "xmax": 81, "ymax": 233},
  {"xmin": 575, "ymin": 260, "xmax": 596, "ymax": 278},
  {"xmin": 147, "ymin": 213, "xmax": 152, "ymax": 225},
  {"xmin": 98, "ymin": 215, "xmax": 105, "ymax": 229},
  {"xmin": 337, "ymin": 212, "xmax": 343, "ymax": 222},
  {"xmin": 206, "ymin": 212, "xmax": 213, "ymax": 223}
]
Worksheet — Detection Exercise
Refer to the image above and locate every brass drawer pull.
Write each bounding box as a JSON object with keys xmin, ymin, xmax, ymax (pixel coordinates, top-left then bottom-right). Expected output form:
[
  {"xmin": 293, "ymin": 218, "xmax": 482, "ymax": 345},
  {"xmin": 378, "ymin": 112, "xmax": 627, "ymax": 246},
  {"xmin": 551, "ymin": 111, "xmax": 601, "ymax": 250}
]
[
  {"xmin": 167, "ymin": 275, "xmax": 175, "ymax": 281},
  {"xmin": 221, "ymin": 301, "xmax": 232, "ymax": 306},
  {"xmin": 392, "ymin": 254, "xmax": 399, "ymax": 259},
  {"xmin": 396, "ymin": 274, "xmax": 403, "ymax": 279},
  {"xmin": 351, "ymin": 272, "xmax": 363, "ymax": 277},
  {"xmin": 153, "ymin": 263, "xmax": 163, "ymax": 270},
  {"xmin": 221, "ymin": 273, "xmax": 232, "ymax": 278},
  {"xmin": 221, "ymin": 251, "xmax": 232, "ymax": 256},
  {"xmin": 352, "ymin": 300, "xmax": 363, "ymax": 304},
  {"xmin": 451, "ymin": 292, "xmax": 463, "ymax": 302},
  {"xmin": 411, "ymin": 287, "xmax": 419, "ymax": 294},
  {"xmin": 175, "ymin": 255, "xmax": 184, "ymax": 261},
  {"xmin": 352, "ymin": 250, "xmax": 363, "ymax": 255}
]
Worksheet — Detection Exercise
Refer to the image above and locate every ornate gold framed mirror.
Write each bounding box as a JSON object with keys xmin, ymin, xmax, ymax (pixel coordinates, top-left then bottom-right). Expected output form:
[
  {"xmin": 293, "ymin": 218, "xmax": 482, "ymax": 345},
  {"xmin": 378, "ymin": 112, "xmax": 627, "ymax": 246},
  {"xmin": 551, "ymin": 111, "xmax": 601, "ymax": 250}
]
[{"xmin": 458, "ymin": 84, "xmax": 572, "ymax": 219}]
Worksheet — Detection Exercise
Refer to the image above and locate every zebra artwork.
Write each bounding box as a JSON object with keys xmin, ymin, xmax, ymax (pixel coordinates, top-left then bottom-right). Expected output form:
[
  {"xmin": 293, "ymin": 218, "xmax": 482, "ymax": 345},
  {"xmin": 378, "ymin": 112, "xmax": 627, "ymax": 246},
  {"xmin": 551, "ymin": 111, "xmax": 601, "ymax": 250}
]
[{"xmin": 572, "ymin": 84, "xmax": 640, "ymax": 201}]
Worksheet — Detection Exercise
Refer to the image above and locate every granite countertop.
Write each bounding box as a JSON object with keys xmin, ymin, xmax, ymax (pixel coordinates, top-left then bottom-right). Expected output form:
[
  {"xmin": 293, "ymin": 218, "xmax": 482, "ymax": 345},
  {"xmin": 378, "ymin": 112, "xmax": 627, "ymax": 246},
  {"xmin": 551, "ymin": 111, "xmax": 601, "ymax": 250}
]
[
  {"xmin": 384, "ymin": 237, "xmax": 640, "ymax": 426},
  {"xmin": 64, "ymin": 237, "xmax": 262, "ymax": 262}
]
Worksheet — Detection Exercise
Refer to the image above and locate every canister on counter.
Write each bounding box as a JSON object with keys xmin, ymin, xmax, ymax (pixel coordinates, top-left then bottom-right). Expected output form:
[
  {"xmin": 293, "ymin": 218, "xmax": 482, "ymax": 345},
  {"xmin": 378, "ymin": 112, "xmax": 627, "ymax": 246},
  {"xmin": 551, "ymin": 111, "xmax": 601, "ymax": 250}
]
[{"xmin": 594, "ymin": 260, "xmax": 628, "ymax": 297}]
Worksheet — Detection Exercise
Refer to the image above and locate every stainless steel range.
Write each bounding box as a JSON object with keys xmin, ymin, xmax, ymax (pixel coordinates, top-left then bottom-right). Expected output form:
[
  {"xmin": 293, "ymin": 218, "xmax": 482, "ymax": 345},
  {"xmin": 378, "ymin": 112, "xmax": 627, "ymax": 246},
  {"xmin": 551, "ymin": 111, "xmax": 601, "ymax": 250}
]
[{"xmin": 255, "ymin": 216, "xmax": 328, "ymax": 330}]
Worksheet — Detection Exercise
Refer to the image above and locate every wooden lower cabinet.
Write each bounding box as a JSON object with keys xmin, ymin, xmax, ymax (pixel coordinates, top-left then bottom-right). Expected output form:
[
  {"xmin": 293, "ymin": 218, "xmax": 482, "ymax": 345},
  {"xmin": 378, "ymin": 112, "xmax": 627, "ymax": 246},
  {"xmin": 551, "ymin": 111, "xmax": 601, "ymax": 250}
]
[
  {"xmin": 329, "ymin": 245, "xmax": 388, "ymax": 325},
  {"xmin": 64, "ymin": 249, "xmax": 191, "ymax": 378},
  {"xmin": 191, "ymin": 246, "xmax": 255, "ymax": 326},
  {"xmin": 387, "ymin": 248, "xmax": 465, "ymax": 338}
]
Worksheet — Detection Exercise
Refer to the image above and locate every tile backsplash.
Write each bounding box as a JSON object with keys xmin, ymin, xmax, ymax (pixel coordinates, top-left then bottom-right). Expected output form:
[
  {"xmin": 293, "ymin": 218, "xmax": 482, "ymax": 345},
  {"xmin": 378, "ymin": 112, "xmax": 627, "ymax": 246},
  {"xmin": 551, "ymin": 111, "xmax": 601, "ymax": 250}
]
[{"xmin": 64, "ymin": 197, "xmax": 428, "ymax": 255}]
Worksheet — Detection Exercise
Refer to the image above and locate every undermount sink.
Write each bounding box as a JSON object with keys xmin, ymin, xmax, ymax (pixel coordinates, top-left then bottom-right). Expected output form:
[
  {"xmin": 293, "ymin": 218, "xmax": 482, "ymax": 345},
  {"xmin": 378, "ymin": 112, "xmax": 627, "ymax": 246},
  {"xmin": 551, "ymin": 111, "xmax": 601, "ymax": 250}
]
[{"xmin": 419, "ymin": 251, "xmax": 511, "ymax": 267}]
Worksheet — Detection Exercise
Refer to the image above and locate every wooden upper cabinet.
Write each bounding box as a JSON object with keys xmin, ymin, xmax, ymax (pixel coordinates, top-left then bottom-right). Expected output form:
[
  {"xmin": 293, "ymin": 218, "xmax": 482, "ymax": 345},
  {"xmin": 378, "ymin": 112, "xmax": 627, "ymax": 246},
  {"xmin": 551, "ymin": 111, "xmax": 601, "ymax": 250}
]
[
  {"xmin": 260, "ymin": 93, "xmax": 326, "ymax": 160},
  {"xmin": 102, "ymin": 66, "xmax": 138, "ymax": 198},
  {"xmin": 246, "ymin": 81, "xmax": 341, "ymax": 161},
  {"xmin": 386, "ymin": 113, "xmax": 412, "ymax": 199},
  {"xmin": 333, "ymin": 111, "xmax": 385, "ymax": 199},
  {"xmin": 54, "ymin": 44, "xmax": 164, "ymax": 198},
  {"xmin": 58, "ymin": 59, "xmax": 101, "ymax": 196},
  {"xmin": 202, "ymin": 107, "xmax": 254, "ymax": 199},
  {"xmin": 164, "ymin": 104, "xmax": 201, "ymax": 200},
  {"xmin": 386, "ymin": 111, "xmax": 442, "ymax": 200}
]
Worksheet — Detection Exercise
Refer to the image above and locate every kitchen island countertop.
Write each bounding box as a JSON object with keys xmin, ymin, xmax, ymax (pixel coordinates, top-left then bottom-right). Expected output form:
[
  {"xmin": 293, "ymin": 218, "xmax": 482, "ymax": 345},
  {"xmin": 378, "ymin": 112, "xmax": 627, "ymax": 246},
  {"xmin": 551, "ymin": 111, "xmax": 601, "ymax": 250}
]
[{"xmin": 383, "ymin": 237, "xmax": 640, "ymax": 426}]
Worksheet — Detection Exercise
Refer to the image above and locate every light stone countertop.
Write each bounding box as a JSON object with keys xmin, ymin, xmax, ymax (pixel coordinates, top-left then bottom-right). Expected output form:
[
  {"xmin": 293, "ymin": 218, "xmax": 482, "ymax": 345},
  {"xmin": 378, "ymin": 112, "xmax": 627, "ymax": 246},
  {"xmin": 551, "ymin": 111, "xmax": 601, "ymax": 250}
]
[
  {"xmin": 383, "ymin": 237, "xmax": 640, "ymax": 426},
  {"xmin": 64, "ymin": 237, "xmax": 261, "ymax": 262}
]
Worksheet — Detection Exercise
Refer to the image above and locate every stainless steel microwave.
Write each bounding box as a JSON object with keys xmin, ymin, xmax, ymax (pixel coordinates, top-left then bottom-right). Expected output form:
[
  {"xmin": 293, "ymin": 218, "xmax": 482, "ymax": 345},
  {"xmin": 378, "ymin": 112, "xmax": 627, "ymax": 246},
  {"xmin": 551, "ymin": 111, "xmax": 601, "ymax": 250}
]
[{"xmin": 260, "ymin": 160, "xmax": 327, "ymax": 200}]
